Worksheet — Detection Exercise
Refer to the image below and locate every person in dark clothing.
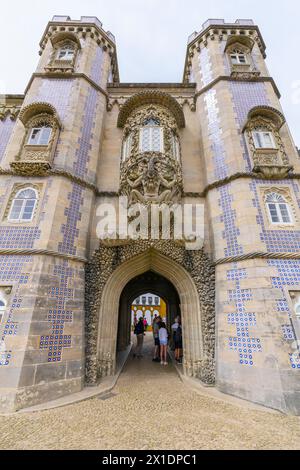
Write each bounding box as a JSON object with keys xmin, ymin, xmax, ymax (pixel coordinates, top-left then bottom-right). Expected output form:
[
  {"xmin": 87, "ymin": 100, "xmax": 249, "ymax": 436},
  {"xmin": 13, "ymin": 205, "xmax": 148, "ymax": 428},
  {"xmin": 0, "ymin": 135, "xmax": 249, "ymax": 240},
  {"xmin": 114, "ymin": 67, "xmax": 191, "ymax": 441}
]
[
  {"xmin": 174, "ymin": 320, "xmax": 183, "ymax": 363},
  {"xmin": 133, "ymin": 317, "xmax": 145, "ymax": 358}
]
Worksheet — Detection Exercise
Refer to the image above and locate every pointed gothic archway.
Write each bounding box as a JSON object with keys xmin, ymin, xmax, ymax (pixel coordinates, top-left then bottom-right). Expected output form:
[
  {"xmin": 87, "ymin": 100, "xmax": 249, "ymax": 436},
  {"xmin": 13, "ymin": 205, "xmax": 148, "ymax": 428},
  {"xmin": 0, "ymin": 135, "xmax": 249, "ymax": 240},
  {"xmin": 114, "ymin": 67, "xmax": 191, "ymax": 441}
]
[
  {"xmin": 84, "ymin": 241, "xmax": 216, "ymax": 387},
  {"xmin": 96, "ymin": 249, "xmax": 204, "ymax": 379},
  {"xmin": 117, "ymin": 270, "xmax": 181, "ymax": 353}
]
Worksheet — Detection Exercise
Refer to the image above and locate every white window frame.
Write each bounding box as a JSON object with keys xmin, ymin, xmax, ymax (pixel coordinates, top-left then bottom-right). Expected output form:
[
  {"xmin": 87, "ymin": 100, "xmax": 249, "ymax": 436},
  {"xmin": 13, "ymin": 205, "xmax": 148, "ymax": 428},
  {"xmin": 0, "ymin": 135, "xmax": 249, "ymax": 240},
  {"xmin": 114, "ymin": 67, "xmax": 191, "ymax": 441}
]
[
  {"xmin": 252, "ymin": 130, "xmax": 277, "ymax": 150},
  {"xmin": 8, "ymin": 188, "xmax": 38, "ymax": 223},
  {"xmin": 139, "ymin": 125, "xmax": 164, "ymax": 153},
  {"xmin": 295, "ymin": 301, "xmax": 300, "ymax": 319},
  {"xmin": 265, "ymin": 193, "xmax": 293, "ymax": 225},
  {"xmin": 27, "ymin": 127, "xmax": 52, "ymax": 146},
  {"xmin": 56, "ymin": 46, "xmax": 75, "ymax": 61},
  {"xmin": 230, "ymin": 51, "xmax": 248, "ymax": 65}
]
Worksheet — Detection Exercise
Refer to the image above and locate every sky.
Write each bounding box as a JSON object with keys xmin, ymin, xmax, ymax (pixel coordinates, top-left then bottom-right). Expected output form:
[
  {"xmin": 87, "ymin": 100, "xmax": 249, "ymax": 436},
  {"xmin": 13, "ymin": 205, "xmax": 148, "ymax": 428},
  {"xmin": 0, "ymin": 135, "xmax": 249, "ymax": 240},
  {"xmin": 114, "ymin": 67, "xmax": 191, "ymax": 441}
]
[{"xmin": 1, "ymin": 0, "xmax": 299, "ymax": 145}]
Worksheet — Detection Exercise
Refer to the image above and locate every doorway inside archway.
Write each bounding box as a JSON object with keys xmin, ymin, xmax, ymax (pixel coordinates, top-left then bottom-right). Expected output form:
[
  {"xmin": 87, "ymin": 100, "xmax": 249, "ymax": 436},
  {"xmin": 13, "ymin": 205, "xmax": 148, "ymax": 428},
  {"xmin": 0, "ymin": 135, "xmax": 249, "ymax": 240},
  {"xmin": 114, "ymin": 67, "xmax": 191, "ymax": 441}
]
[
  {"xmin": 131, "ymin": 294, "xmax": 167, "ymax": 332},
  {"xmin": 117, "ymin": 270, "xmax": 181, "ymax": 364}
]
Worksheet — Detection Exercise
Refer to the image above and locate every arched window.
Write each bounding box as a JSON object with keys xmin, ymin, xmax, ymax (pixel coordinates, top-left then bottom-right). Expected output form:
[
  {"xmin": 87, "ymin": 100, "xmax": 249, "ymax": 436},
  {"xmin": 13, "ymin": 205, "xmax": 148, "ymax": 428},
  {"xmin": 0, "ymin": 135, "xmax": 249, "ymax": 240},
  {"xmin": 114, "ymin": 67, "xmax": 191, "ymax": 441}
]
[
  {"xmin": 230, "ymin": 48, "xmax": 248, "ymax": 65},
  {"xmin": 122, "ymin": 133, "xmax": 132, "ymax": 161},
  {"xmin": 139, "ymin": 118, "xmax": 163, "ymax": 152},
  {"xmin": 27, "ymin": 126, "xmax": 52, "ymax": 146},
  {"xmin": 252, "ymin": 127, "xmax": 276, "ymax": 149},
  {"xmin": 265, "ymin": 192, "xmax": 292, "ymax": 224},
  {"xmin": 8, "ymin": 188, "xmax": 38, "ymax": 222},
  {"xmin": 56, "ymin": 43, "xmax": 75, "ymax": 61}
]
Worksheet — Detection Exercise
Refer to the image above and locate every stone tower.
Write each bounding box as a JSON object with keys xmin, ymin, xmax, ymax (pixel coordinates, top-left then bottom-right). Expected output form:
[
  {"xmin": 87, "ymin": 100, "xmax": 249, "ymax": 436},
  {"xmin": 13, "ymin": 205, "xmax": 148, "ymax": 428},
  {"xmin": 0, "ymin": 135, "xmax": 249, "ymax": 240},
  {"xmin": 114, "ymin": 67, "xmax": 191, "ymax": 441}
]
[
  {"xmin": 0, "ymin": 17, "xmax": 299, "ymax": 415},
  {"xmin": 0, "ymin": 16, "xmax": 118, "ymax": 412}
]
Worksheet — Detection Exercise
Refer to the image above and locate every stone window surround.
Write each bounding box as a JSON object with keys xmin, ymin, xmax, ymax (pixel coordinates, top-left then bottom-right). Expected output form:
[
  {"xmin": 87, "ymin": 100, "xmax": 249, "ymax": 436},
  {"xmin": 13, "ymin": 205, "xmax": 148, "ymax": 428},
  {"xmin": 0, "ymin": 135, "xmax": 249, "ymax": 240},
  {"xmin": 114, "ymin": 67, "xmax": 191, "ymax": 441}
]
[
  {"xmin": 10, "ymin": 102, "xmax": 62, "ymax": 176},
  {"xmin": 2, "ymin": 182, "xmax": 44, "ymax": 226},
  {"xmin": 243, "ymin": 106, "xmax": 292, "ymax": 179},
  {"xmin": 7, "ymin": 187, "xmax": 38, "ymax": 223},
  {"xmin": 45, "ymin": 32, "xmax": 82, "ymax": 73},
  {"xmin": 121, "ymin": 104, "xmax": 182, "ymax": 163},
  {"xmin": 259, "ymin": 186, "xmax": 299, "ymax": 231}
]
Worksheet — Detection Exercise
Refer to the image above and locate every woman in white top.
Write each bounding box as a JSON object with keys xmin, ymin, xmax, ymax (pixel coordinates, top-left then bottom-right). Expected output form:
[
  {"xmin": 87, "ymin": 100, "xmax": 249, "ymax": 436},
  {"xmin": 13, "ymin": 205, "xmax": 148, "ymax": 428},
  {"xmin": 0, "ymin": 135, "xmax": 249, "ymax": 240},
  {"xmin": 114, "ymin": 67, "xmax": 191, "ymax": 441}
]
[{"xmin": 159, "ymin": 322, "xmax": 169, "ymax": 366}]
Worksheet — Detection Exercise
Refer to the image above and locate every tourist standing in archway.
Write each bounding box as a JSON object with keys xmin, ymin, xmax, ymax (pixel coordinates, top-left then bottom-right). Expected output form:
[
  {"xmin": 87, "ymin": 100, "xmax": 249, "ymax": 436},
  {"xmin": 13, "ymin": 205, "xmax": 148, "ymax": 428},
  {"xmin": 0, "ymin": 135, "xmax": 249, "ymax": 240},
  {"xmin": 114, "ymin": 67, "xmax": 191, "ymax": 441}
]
[
  {"xmin": 133, "ymin": 317, "xmax": 145, "ymax": 358},
  {"xmin": 174, "ymin": 318, "xmax": 183, "ymax": 363},
  {"xmin": 159, "ymin": 322, "xmax": 169, "ymax": 365},
  {"xmin": 152, "ymin": 315, "xmax": 161, "ymax": 362}
]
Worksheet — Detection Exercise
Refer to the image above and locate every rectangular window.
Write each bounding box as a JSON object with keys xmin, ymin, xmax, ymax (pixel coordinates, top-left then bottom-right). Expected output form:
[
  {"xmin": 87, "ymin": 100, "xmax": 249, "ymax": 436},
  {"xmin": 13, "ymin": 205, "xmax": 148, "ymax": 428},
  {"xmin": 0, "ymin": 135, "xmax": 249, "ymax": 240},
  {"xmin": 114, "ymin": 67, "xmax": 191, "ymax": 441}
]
[
  {"xmin": 268, "ymin": 203, "xmax": 280, "ymax": 223},
  {"xmin": 253, "ymin": 131, "xmax": 276, "ymax": 149},
  {"xmin": 230, "ymin": 53, "xmax": 247, "ymax": 65},
  {"xmin": 267, "ymin": 203, "xmax": 292, "ymax": 224},
  {"xmin": 279, "ymin": 204, "xmax": 292, "ymax": 224},
  {"xmin": 140, "ymin": 127, "xmax": 163, "ymax": 152},
  {"xmin": 58, "ymin": 49, "xmax": 75, "ymax": 60},
  {"xmin": 28, "ymin": 127, "xmax": 52, "ymax": 146}
]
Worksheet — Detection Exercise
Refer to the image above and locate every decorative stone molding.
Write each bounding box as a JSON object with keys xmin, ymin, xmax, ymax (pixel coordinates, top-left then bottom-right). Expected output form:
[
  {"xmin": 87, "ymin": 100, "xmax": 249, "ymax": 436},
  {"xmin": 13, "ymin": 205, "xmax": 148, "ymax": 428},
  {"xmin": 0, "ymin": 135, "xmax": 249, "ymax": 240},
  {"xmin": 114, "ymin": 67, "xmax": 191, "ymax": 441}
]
[
  {"xmin": 121, "ymin": 152, "xmax": 182, "ymax": 205},
  {"xmin": 246, "ymin": 106, "xmax": 286, "ymax": 129},
  {"xmin": 227, "ymin": 41, "xmax": 261, "ymax": 80},
  {"xmin": 45, "ymin": 34, "xmax": 81, "ymax": 74},
  {"xmin": 0, "ymin": 248, "xmax": 87, "ymax": 263},
  {"xmin": 231, "ymin": 69, "xmax": 261, "ymax": 81},
  {"xmin": 260, "ymin": 186, "xmax": 299, "ymax": 227},
  {"xmin": 214, "ymin": 251, "xmax": 300, "ymax": 266},
  {"xmin": 11, "ymin": 102, "xmax": 61, "ymax": 177},
  {"xmin": 176, "ymin": 96, "xmax": 196, "ymax": 112},
  {"xmin": 225, "ymin": 35, "xmax": 255, "ymax": 52},
  {"xmin": 3, "ymin": 183, "xmax": 42, "ymax": 222},
  {"xmin": 120, "ymin": 104, "xmax": 183, "ymax": 204},
  {"xmin": 0, "ymin": 104, "xmax": 21, "ymax": 121},
  {"xmin": 107, "ymin": 96, "xmax": 128, "ymax": 111},
  {"xmin": 244, "ymin": 107, "xmax": 293, "ymax": 179},
  {"xmin": 183, "ymin": 25, "xmax": 266, "ymax": 82},
  {"xmin": 39, "ymin": 21, "xmax": 119, "ymax": 82},
  {"xmin": 85, "ymin": 241, "xmax": 216, "ymax": 385},
  {"xmin": 19, "ymin": 102, "xmax": 62, "ymax": 127},
  {"xmin": 117, "ymin": 91, "xmax": 186, "ymax": 128}
]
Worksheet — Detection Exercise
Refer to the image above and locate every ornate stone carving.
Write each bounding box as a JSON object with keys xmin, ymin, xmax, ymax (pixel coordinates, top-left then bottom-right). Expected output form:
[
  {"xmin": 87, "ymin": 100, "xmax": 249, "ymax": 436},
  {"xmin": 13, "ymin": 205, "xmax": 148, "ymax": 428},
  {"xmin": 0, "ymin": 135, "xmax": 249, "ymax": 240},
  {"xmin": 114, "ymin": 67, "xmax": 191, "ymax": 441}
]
[
  {"xmin": 0, "ymin": 104, "xmax": 21, "ymax": 121},
  {"xmin": 45, "ymin": 38, "xmax": 80, "ymax": 74},
  {"xmin": 245, "ymin": 114, "xmax": 293, "ymax": 179},
  {"xmin": 231, "ymin": 69, "xmax": 261, "ymax": 81},
  {"xmin": 117, "ymin": 91, "xmax": 186, "ymax": 128},
  {"xmin": 121, "ymin": 152, "xmax": 182, "ymax": 205},
  {"xmin": 260, "ymin": 186, "xmax": 298, "ymax": 226},
  {"xmin": 119, "ymin": 105, "xmax": 183, "ymax": 204},
  {"xmin": 85, "ymin": 240, "xmax": 216, "ymax": 386},
  {"xmin": 11, "ymin": 103, "xmax": 61, "ymax": 176},
  {"xmin": 3, "ymin": 183, "xmax": 42, "ymax": 221}
]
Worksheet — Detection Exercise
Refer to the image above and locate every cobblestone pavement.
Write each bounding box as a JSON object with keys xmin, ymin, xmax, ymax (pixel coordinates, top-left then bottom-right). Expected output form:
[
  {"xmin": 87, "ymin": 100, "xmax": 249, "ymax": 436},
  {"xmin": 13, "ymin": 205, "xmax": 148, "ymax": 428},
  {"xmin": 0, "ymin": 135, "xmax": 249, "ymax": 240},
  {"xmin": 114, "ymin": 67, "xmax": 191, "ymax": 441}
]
[{"xmin": 1, "ymin": 334, "xmax": 300, "ymax": 450}]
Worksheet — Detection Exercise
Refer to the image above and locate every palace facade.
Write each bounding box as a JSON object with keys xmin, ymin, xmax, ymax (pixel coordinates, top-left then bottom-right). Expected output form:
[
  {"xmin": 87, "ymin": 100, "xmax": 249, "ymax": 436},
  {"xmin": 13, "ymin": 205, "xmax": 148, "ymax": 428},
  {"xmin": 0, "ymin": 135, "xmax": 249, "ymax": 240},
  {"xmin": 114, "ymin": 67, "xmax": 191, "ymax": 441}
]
[{"xmin": 0, "ymin": 16, "xmax": 299, "ymax": 414}]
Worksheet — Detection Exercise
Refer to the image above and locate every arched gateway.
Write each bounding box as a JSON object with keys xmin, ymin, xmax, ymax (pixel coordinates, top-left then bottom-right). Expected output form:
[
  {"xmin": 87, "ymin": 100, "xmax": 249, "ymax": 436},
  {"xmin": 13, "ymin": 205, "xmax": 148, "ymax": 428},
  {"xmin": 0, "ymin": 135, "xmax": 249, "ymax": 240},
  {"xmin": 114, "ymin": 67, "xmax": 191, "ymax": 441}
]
[{"xmin": 85, "ymin": 241, "xmax": 216, "ymax": 386}]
